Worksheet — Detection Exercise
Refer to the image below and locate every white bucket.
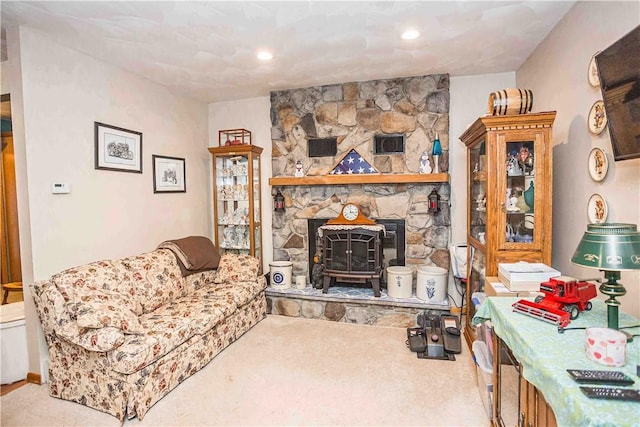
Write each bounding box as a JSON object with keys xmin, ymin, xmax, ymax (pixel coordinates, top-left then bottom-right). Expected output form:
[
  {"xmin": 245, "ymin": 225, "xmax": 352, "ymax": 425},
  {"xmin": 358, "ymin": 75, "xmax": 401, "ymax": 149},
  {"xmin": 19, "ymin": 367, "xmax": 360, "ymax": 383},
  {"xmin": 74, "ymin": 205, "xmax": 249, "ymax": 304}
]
[
  {"xmin": 416, "ymin": 266, "xmax": 448, "ymax": 302},
  {"xmin": 386, "ymin": 266, "xmax": 414, "ymax": 298},
  {"xmin": 269, "ymin": 261, "xmax": 293, "ymax": 289},
  {"xmin": 1, "ymin": 301, "xmax": 28, "ymax": 384}
]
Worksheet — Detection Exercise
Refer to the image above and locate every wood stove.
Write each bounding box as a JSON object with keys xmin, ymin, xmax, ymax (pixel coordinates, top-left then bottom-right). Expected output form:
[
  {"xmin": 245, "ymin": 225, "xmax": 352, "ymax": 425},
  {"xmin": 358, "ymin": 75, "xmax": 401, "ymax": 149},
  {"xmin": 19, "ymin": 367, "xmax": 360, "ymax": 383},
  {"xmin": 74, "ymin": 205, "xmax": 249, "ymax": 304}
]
[{"xmin": 320, "ymin": 225, "xmax": 384, "ymax": 297}]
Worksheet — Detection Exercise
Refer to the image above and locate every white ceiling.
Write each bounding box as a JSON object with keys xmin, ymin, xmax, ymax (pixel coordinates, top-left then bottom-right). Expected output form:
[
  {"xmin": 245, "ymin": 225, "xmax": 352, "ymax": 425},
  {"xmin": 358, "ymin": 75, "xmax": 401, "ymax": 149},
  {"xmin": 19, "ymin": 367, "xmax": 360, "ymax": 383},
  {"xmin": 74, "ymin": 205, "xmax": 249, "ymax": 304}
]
[{"xmin": 1, "ymin": 1, "xmax": 576, "ymax": 104}]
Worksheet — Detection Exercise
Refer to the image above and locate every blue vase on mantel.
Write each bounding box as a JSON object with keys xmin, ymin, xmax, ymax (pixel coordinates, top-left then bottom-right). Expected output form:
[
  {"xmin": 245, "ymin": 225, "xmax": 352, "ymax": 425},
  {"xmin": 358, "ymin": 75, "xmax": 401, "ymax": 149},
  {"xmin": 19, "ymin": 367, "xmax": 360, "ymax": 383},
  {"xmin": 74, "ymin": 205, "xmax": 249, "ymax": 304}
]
[{"xmin": 524, "ymin": 181, "xmax": 534, "ymax": 212}]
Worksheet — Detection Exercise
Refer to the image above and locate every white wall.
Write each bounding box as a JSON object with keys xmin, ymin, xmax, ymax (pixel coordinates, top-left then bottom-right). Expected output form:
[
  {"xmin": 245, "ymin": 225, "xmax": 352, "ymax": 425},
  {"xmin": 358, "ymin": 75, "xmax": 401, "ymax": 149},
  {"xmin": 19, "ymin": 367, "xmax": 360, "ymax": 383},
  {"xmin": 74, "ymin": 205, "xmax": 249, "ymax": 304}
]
[
  {"xmin": 13, "ymin": 26, "xmax": 210, "ymax": 376},
  {"xmin": 517, "ymin": 1, "xmax": 640, "ymax": 318},
  {"xmin": 448, "ymin": 73, "xmax": 516, "ymax": 305},
  {"xmin": 208, "ymin": 97, "xmax": 273, "ymax": 272}
]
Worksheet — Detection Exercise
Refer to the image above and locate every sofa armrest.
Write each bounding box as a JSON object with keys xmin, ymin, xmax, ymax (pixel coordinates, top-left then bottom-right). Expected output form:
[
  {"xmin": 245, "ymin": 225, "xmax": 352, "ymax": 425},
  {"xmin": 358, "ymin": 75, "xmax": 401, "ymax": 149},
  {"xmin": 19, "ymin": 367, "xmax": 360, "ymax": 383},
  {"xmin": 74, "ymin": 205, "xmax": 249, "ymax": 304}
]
[
  {"xmin": 58, "ymin": 323, "xmax": 125, "ymax": 352},
  {"xmin": 30, "ymin": 281, "xmax": 73, "ymax": 347},
  {"xmin": 31, "ymin": 281, "xmax": 126, "ymax": 352}
]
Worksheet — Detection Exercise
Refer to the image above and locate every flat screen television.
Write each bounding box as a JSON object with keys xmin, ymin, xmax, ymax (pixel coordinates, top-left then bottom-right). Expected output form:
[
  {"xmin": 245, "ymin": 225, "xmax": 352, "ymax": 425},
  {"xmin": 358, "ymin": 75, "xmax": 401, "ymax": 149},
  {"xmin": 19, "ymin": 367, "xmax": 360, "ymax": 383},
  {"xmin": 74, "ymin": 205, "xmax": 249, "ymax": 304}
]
[{"xmin": 595, "ymin": 25, "xmax": 640, "ymax": 161}]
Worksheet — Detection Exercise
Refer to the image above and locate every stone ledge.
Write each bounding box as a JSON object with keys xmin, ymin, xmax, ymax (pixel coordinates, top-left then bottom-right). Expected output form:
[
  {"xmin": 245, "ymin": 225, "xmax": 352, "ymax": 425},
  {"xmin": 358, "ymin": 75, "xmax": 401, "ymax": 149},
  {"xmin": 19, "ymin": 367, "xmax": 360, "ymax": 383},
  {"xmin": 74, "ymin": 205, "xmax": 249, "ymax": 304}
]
[
  {"xmin": 266, "ymin": 286, "xmax": 449, "ymax": 309},
  {"xmin": 265, "ymin": 285, "xmax": 450, "ymax": 327}
]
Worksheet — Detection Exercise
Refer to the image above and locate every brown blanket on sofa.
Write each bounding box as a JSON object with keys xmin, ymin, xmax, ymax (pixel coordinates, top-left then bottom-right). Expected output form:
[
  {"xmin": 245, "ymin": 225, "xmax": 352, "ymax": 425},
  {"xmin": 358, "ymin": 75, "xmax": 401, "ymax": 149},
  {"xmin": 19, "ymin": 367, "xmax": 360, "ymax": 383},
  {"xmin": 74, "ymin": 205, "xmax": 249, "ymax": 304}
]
[{"xmin": 157, "ymin": 236, "xmax": 220, "ymax": 276}]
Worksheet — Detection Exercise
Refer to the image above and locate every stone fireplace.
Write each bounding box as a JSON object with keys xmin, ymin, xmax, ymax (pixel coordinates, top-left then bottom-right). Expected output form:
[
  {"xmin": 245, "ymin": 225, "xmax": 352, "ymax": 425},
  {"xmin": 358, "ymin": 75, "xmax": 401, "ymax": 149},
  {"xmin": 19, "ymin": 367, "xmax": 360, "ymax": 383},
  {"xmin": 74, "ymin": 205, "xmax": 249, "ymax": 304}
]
[{"xmin": 269, "ymin": 74, "xmax": 452, "ymax": 283}]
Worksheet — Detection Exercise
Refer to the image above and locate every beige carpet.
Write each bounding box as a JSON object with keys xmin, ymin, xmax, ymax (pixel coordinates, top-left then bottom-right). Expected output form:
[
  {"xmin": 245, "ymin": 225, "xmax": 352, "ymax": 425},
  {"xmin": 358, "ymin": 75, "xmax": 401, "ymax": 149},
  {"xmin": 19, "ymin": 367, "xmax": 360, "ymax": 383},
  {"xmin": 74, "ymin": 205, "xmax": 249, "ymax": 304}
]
[{"xmin": 1, "ymin": 315, "xmax": 490, "ymax": 426}]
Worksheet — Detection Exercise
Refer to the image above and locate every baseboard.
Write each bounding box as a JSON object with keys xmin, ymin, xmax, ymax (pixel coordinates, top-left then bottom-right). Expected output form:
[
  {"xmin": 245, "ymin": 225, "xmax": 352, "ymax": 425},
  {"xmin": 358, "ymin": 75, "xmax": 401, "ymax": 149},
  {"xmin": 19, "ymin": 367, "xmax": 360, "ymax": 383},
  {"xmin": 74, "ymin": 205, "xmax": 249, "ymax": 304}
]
[{"xmin": 26, "ymin": 372, "xmax": 41, "ymax": 385}]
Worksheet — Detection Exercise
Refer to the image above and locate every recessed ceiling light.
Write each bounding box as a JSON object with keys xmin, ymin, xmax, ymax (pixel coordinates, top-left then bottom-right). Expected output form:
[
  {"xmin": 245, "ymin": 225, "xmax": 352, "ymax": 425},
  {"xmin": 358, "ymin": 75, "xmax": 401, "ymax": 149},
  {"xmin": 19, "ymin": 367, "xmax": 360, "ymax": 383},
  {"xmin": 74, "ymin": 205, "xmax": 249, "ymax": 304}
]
[
  {"xmin": 401, "ymin": 29, "xmax": 420, "ymax": 40},
  {"xmin": 257, "ymin": 50, "xmax": 273, "ymax": 61}
]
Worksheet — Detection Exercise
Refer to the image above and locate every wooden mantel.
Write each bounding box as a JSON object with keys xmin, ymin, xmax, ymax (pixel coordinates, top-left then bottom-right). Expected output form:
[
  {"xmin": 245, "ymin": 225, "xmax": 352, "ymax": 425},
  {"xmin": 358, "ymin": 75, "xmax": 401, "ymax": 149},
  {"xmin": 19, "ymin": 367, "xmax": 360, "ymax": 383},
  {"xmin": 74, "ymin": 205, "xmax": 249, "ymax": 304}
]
[{"xmin": 269, "ymin": 173, "xmax": 449, "ymax": 186}]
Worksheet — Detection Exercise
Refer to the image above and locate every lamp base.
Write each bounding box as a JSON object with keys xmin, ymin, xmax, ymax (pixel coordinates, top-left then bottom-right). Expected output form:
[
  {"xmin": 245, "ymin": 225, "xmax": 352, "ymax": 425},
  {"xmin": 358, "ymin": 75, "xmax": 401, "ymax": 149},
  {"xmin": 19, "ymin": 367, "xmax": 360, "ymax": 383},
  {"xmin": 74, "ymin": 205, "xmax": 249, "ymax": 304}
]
[{"xmin": 599, "ymin": 270, "xmax": 626, "ymax": 330}]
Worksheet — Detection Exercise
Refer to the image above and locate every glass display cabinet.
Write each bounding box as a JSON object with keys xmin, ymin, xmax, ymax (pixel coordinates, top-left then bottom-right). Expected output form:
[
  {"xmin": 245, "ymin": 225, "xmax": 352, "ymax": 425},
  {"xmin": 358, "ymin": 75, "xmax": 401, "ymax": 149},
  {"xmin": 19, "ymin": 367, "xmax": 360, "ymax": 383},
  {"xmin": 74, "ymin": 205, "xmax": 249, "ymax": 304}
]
[
  {"xmin": 208, "ymin": 144, "xmax": 263, "ymax": 271},
  {"xmin": 459, "ymin": 112, "xmax": 556, "ymax": 348}
]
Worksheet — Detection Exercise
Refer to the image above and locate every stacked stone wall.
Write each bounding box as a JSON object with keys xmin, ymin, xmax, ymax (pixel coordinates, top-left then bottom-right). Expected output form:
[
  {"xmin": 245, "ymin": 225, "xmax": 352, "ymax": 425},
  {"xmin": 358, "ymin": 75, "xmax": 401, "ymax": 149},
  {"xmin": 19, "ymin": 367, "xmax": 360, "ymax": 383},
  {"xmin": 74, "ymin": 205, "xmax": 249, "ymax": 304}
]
[{"xmin": 270, "ymin": 74, "xmax": 451, "ymax": 279}]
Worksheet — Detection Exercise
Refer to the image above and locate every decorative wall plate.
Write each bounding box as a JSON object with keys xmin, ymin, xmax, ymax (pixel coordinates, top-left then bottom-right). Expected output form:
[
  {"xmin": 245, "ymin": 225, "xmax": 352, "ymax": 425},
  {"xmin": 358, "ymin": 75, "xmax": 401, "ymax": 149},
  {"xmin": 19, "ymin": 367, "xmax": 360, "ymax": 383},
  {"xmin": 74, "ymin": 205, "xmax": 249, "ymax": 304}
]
[
  {"xmin": 588, "ymin": 100, "xmax": 607, "ymax": 135},
  {"xmin": 587, "ymin": 193, "xmax": 608, "ymax": 224},
  {"xmin": 588, "ymin": 148, "xmax": 608, "ymax": 181},
  {"xmin": 588, "ymin": 51, "xmax": 601, "ymax": 88}
]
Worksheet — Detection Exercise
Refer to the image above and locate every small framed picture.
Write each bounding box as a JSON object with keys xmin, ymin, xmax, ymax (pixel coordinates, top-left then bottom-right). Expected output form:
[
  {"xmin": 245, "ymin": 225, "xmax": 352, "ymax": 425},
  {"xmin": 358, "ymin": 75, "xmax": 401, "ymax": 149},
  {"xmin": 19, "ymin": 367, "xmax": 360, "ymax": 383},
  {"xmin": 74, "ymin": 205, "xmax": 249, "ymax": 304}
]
[
  {"xmin": 94, "ymin": 122, "xmax": 142, "ymax": 173},
  {"xmin": 152, "ymin": 155, "xmax": 186, "ymax": 193}
]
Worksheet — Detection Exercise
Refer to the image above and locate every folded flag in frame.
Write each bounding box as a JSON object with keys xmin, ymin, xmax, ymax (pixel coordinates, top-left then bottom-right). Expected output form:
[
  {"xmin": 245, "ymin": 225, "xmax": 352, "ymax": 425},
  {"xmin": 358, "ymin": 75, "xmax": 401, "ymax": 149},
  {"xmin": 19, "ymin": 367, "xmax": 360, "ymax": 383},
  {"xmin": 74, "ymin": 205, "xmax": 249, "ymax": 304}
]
[{"xmin": 330, "ymin": 148, "xmax": 379, "ymax": 175}]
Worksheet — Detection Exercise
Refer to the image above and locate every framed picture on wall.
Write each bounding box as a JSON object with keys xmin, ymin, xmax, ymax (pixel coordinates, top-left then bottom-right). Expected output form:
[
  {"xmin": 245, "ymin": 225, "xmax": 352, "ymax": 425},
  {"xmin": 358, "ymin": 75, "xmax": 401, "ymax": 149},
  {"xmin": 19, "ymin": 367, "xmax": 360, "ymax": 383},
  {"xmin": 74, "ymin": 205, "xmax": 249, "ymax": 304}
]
[
  {"xmin": 152, "ymin": 155, "xmax": 186, "ymax": 193},
  {"xmin": 94, "ymin": 122, "xmax": 143, "ymax": 173}
]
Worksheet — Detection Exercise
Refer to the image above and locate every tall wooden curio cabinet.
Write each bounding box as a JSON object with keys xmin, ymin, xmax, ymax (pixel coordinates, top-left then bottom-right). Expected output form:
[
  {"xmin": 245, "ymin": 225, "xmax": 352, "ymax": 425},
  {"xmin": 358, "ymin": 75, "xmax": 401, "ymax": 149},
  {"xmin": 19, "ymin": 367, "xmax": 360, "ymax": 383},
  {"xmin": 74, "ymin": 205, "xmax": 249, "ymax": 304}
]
[
  {"xmin": 209, "ymin": 145, "xmax": 263, "ymax": 271},
  {"xmin": 459, "ymin": 112, "xmax": 556, "ymax": 348}
]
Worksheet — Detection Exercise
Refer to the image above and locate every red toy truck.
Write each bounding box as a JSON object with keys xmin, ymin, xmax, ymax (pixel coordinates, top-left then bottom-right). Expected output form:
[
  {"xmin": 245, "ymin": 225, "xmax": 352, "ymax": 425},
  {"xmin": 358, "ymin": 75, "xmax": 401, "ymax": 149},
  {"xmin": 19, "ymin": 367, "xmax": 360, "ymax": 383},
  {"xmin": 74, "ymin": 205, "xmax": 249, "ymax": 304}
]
[{"xmin": 512, "ymin": 276, "xmax": 598, "ymax": 327}]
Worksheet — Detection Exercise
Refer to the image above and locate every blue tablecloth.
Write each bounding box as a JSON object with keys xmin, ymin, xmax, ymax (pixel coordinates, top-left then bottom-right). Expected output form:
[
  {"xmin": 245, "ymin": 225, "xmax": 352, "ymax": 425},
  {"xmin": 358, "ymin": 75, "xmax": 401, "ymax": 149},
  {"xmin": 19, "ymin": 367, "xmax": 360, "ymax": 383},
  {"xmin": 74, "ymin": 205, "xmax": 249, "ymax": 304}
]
[{"xmin": 473, "ymin": 297, "xmax": 640, "ymax": 427}]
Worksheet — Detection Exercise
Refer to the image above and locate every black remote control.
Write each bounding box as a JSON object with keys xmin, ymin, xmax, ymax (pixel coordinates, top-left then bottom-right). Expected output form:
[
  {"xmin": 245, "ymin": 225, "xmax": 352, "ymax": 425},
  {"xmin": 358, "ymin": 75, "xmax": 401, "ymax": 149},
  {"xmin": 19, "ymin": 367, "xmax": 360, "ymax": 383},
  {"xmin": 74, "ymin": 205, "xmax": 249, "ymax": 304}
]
[
  {"xmin": 567, "ymin": 369, "xmax": 635, "ymax": 386},
  {"xmin": 580, "ymin": 386, "xmax": 640, "ymax": 402},
  {"xmin": 441, "ymin": 315, "xmax": 462, "ymax": 354}
]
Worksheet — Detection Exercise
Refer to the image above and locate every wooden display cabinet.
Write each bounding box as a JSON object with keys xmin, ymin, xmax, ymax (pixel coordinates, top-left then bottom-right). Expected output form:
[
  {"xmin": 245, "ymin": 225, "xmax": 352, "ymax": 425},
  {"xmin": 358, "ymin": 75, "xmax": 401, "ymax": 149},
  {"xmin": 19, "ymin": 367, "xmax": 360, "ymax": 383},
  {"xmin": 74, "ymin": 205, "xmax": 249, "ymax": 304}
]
[
  {"xmin": 460, "ymin": 112, "xmax": 556, "ymax": 348},
  {"xmin": 209, "ymin": 144, "xmax": 263, "ymax": 271}
]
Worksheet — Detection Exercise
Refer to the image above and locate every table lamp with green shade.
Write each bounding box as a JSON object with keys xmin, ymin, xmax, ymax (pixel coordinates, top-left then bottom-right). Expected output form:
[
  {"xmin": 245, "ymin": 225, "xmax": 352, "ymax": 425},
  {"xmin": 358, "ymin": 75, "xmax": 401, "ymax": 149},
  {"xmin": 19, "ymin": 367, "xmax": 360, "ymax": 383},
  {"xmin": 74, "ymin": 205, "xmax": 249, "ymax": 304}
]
[{"xmin": 571, "ymin": 223, "xmax": 640, "ymax": 330}]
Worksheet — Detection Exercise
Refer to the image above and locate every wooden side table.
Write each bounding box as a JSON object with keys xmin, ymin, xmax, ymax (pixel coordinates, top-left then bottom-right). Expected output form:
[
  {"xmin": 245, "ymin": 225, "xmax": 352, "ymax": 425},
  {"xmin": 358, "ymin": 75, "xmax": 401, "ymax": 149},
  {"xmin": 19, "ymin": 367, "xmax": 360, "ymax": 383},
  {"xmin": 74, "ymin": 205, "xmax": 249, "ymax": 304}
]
[{"xmin": 2, "ymin": 282, "xmax": 23, "ymax": 304}]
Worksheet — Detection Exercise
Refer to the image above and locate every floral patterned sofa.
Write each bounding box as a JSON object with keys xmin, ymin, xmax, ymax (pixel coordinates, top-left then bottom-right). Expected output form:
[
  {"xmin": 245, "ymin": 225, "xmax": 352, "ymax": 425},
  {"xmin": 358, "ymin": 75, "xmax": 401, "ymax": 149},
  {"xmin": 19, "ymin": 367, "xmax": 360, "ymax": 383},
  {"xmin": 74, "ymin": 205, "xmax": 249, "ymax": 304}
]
[{"xmin": 30, "ymin": 248, "xmax": 266, "ymax": 421}]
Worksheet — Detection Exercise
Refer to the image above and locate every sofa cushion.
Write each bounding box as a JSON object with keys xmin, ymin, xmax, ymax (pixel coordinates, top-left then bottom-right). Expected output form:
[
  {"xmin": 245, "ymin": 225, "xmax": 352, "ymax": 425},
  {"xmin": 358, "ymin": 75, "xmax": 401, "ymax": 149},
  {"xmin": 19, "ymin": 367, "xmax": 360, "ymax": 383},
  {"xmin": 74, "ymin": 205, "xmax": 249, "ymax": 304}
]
[
  {"xmin": 109, "ymin": 308, "xmax": 195, "ymax": 374},
  {"xmin": 176, "ymin": 289, "xmax": 235, "ymax": 335},
  {"xmin": 109, "ymin": 295, "xmax": 229, "ymax": 374},
  {"xmin": 108, "ymin": 284, "xmax": 244, "ymax": 374},
  {"xmin": 184, "ymin": 269, "xmax": 217, "ymax": 294},
  {"xmin": 50, "ymin": 259, "xmax": 144, "ymax": 320},
  {"xmin": 210, "ymin": 281, "xmax": 260, "ymax": 307},
  {"xmin": 214, "ymin": 254, "xmax": 260, "ymax": 284},
  {"xmin": 58, "ymin": 322, "xmax": 125, "ymax": 352},
  {"xmin": 74, "ymin": 289, "xmax": 143, "ymax": 334},
  {"xmin": 116, "ymin": 250, "xmax": 187, "ymax": 314},
  {"xmin": 51, "ymin": 260, "xmax": 122, "ymax": 304}
]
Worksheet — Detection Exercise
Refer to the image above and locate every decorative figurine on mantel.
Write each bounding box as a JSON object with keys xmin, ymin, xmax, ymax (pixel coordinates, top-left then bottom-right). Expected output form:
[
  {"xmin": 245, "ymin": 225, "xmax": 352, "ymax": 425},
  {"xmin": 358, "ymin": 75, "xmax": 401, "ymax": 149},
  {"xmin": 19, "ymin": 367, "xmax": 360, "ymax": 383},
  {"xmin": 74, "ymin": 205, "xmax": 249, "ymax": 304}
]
[
  {"xmin": 294, "ymin": 160, "xmax": 304, "ymax": 177},
  {"xmin": 419, "ymin": 151, "xmax": 432, "ymax": 174}
]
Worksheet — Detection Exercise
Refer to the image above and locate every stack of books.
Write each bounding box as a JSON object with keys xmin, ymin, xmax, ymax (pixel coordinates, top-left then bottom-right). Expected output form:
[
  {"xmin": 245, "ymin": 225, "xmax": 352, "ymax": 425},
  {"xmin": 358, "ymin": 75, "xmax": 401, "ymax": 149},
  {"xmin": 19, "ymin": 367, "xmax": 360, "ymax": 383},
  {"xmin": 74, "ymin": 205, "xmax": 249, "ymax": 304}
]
[{"xmin": 498, "ymin": 262, "xmax": 560, "ymax": 291}]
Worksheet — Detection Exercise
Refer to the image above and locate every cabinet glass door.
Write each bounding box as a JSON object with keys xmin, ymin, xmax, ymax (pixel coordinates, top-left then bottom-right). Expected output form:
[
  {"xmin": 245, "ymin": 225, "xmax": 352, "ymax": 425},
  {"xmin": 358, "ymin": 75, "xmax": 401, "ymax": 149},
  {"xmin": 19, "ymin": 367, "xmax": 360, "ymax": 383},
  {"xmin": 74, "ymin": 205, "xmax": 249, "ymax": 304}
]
[
  {"xmin": 467, "ymin": 247, "xmax": 486, "ymax": 323},
  {"xmin": 498, "ymin": 138, "xmax": 539, "ymax": 250},
  {"xmin": 469, "ymin": 141, "xmax": 487, "ymax": 245},
  {"xmin": 210, "ymin": 144, "xmax": 263, "ymax": 272},
  {"xmin": 324, "ymin": 232, "xmax": 349, "ymax": 272},
  {"xmin": 216, "ymin": 155, "xmax": 251, "ymax": 254},
  {"xmin": 251, "ymin": 154, "xmax": 262, "ymax": 264}
]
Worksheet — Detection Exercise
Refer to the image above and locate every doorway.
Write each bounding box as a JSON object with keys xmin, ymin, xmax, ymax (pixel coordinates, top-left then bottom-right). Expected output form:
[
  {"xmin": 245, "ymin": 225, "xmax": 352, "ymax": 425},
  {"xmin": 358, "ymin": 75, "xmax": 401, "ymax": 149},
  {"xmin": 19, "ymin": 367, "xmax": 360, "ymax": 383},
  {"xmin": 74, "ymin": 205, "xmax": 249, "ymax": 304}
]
[{"xmin": 1, "ymin": 93, "xmax": 23, "ymax": 304}]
